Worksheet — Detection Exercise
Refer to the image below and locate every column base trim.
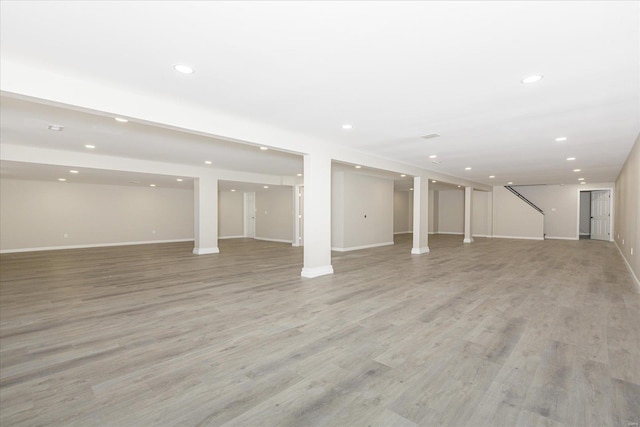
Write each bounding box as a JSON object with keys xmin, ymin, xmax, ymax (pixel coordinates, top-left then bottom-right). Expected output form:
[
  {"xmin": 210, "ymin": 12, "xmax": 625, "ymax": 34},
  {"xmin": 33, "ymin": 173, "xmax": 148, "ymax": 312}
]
[
  {"xmin": 193, "ymin": 247, "xmax": 220, "ymax": 255},
  {"xmin": 463, "ymin": 237, "xmax": 474, "ymax": 243},
  {"xmin": 301, "ymin": 265, "xmax": 334, "ymax": 278},
  {"xmin": 411, "ymin": 247, "xmax": 430, "ymax": 254}
]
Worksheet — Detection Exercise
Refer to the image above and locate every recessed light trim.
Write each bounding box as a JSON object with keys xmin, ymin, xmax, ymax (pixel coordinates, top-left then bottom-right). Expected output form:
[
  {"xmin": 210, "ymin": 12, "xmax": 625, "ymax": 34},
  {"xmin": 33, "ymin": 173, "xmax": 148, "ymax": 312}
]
[
  {"xmin": 428, "ymin": 154, "xmax": 437, "ymax": 159},
  {"xmin": 84, "ymin": 144, "xmax": 95, "ymax": 149},
  {"xmin": 263, "ymin": 185, "xmax": 269, "ymax": 189},
  {"xmin": 150, "ymin": 184, "xmax": 156, "ymax": 187},
  {"xmin": 231, "ymin": 189, "xmax": 236, "ymax": 192},
  {"xmin": 409, "ymin": 188, "xmax": 414, "ymax": 191},
  {"xmin": 555, "ymin": 137, "xmax": 567, "ymax": 142},
  {"xmin": 296, "ymin": 173, "xmax": 303, "ymax": 177},
  {"xmin": 355, "ymin": 165, "xmax": 362, "ymax": 169},
  {"xmin": 400, "ymin": 174, "xmax": 406, "ymax": 177},
  {"xmin": 176, "ymin": 178, "xmax": 183, "ymax": 182},
  {"xmin": 173, "ymin": 64, "xmax": 194, "ymax": 74},
  {"xmin": 567, "ymin": 157, "xmax": 576, "ymax": 161},
  {"xmin": 48, "ymin": 124, "xmax": 64, "ymax": 131},
  {"xmin": 259, "ymin": 146, "xmax": 269, "ymax": 151},
  {"xmin": 580, "ymin": 182, "xmax": 586, "ymax": 185},
  {"xmin": 204, "ymin": 160, "xmax": 212, "ymax": 165},
  {"xmin": 521, "ymin": 74, "xmax": 543, "ymax": 84},
  {"xmin": 115, "ymin": 117, "xmax": 128, "ymax": 123},
  {"xmin": 431, "ymin": 161, "xmax": 441, "ymax": 164},
  {"xmin": 508, "ymin": 181, "xmax": 513, "ymax": 185},
  {"xmin": 69, "ymin": 170, "xmax": 79, "ymax": 174},
  {"xmin": 573, "ymin": 169, "xmax": 581, "ymax": 172},
  {"xmin": 578, "ymin": 178, "xmax": 585, "ymax": 181},
  {"xmin": 489, "ymin": 175, "xmax": 495, "ymax": 178},
  {"xmin": 58, "ymin": 178, "xmax": 66, "ymax": 182},
  {"xmin": 465, "ymin": 167, "xmax": 472, "ymax": 171},
  {"xmin": 342, "ymin": 124, "xmax": 353, "ymax": 130}
]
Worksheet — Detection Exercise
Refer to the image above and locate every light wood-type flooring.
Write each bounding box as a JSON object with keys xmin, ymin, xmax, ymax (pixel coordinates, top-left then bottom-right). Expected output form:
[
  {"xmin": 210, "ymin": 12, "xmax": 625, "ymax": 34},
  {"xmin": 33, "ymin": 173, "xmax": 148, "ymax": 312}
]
[{"xmin": 1, "ymin": 235, "xmax": 639, "ymax": 426}]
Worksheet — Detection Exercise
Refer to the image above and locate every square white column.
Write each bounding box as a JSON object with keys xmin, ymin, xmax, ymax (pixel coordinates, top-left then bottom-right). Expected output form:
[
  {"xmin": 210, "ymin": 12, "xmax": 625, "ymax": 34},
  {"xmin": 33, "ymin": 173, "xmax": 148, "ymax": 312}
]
[
  {"xmin": 193, "ymin": 175, "xmax": 220, "ymax": 254},
  {"xmin": 464, "ymin": 186, "xmax": 474, "ymax": 243},
  {"xmin": 412, "ymin": 176, "xmax": 430, "ymax": 254}
]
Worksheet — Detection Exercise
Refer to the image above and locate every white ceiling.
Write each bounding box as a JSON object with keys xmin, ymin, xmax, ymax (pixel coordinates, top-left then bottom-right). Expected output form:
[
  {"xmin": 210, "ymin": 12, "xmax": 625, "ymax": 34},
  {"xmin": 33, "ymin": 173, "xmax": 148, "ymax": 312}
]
[{"xmin": 1, "ymin": 1, "xmax": 639, "ymax": 187}]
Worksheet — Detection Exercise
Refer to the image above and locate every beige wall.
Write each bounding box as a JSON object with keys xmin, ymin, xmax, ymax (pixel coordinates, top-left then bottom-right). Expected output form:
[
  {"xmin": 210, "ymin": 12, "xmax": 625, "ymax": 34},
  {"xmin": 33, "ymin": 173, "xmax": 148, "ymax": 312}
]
[
  {"xmin": 615, "ymin": 133, "xmax": 640, "ymax": 288},
  {"xmin": 333, "ymin": 171, "xmax": 393, "ymax": 250},
  {"xmin": 0, "ymin": 179, "xmax": 194, "ymax": 252},
  {"xmin": 472, "ymin": 190, "xmax": 490, "ymax": 237},
  {"xmin": 492, "ymin": 185, "xmax": 544, "ymax": 239},
  {"xmin": 255, "ymin": 186, "xmax": 294, "ymax": 243},
  {"xmin": 393, "ymin": 190, "xmax": 413, "ymax": 233},
  {"xmin": 219, "ymin": 190, "xmax": 244, "ymax": 238},
  {"xmin": 437, "ymin": 189, "xmax": 464, "ymax": 234}
]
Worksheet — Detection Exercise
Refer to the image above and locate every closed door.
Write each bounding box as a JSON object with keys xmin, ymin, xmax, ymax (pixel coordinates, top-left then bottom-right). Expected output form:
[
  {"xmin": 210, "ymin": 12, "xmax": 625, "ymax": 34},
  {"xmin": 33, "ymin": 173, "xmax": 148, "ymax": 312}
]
[
  {"xmin": 590, "ymin": 190, "xmax": 610, "ymax": 241},
  {"xmin": 244, "ymin": 192, "xmax": 255, "ymax": 238}
]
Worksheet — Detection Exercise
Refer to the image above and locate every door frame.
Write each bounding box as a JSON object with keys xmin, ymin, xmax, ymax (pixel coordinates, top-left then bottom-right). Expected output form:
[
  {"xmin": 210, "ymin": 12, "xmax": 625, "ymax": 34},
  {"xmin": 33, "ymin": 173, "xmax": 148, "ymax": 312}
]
[{"xmin": 576, "ymin": 187, "xmax": 614, "ymax": 241}]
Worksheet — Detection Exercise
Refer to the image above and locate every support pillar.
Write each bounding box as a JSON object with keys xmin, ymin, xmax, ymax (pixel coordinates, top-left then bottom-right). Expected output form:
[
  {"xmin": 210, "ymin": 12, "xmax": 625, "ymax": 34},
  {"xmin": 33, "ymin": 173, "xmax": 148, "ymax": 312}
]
[
  {"xmin": 301, "ymin": 153, "xmax": 333, "ymax": 278},
  {"xmin": 193, "ymin": 175, "xmax": 220, "ymax": 254},
  {"xmin": 412, "ymin": 176, "xmax": 430, "ymax": 254},
  {"xmin": 464, "ymin": 186, "xmax": 474, "ymax": 243}
]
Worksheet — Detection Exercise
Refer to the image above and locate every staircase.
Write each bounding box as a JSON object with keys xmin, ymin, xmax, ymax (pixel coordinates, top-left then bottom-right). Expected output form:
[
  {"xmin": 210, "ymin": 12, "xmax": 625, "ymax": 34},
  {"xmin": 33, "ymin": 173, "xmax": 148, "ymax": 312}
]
[{"xmin": 505, "ymin": 186, "xmax": 544, "ymax": 215}]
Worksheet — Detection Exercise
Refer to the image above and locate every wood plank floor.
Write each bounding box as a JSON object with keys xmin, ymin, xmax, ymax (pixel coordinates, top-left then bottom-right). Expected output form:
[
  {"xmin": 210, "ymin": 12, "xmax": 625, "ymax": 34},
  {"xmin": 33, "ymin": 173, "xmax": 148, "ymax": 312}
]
[{"xmin": 1, "ymin": 235, "xmax": 639, "ymax": 426}]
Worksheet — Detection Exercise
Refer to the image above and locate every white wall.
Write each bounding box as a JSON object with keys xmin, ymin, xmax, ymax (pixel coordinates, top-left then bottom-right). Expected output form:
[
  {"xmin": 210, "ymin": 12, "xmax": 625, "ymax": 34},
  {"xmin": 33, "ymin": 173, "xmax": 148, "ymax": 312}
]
[
  {"xmin": 0, "ymin": 179, "xmax": 194, "ymax": 252},
  {"xmin": 614, "ymin": 134, "xmax": 639, "ymax": 289},
  {"xmin": 437, "ymin": 189, "xmax": 464, "ymax": 234},
  {"xmin": 579, "ymin": 191, "xmax": 591, "ymax": 235},
  {"xmin": 219, "ymin": 191, "xmax": 244, "ymax": 238},
  {"xmin": 255, "ymin": 186, "xmax": 294, "ymax": 243},
  {"xmin": 393, "ymin": 190, "xmax": 412, "ymax": 234},
  {"xmin": 492, "ymin": 185, "xmax": 544, "ymax": 240},
  {"xmin": 332, "ymin": 171, "xmax": 394, "ymax": 251}
]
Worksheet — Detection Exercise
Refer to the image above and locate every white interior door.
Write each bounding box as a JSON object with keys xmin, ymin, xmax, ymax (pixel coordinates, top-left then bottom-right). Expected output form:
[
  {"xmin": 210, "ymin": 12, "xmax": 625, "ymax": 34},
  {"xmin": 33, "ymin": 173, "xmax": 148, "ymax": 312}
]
[
  {"xmin": 244, "ymin": 192, "xmax": 255, "ymax": 238},
  {"xmin": 590, "ymin": 190, "xmax": 610, "ymax": 241}
]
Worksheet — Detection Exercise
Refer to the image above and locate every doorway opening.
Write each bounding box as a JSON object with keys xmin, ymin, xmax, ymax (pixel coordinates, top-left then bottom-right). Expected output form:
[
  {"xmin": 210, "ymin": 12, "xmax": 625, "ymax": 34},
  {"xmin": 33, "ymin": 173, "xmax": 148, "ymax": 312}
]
[{"xmin": 578, "ymin": 189, "xmax": 612, "ymax": 241}]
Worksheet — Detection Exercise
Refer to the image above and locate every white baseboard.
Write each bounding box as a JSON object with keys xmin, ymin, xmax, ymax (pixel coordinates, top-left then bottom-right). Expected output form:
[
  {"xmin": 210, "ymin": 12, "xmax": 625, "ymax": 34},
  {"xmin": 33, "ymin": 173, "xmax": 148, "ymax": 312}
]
[
  {"xmin": 579, "ymin": 232, "xmax": 590, "ymax": 236},
  {"xmin": 193, "ymin": 247, "xmax": 220, "ymax": 255},
  {"xmin": 254, "ymin": 237, "xmax": 294, "ymax": 244},
  {"xmin": 472, "ymin": 234, "xmax": 489, "ymax": 238},
  {"xmin": 615, "ymin": 241, "xmax": 640, "ymax": 293},
  {"xmin": 436, "ymin": 231, "xmax": 464, "ymax": 235},
  {"xmin": 393, "ymin": 231, "xmax": 412, "ymax": 235},
  {"xmin": 411, "ymin": 246, "xmax": 430, "ymax": 254},
  {"xmin": 0, "ymin": 239, "xmax": 194, "ymax": 254},
  {"xmin": 301, "ymin": 265, "xmax": 334, "ymax": 278},
  {"xmin": 545, "ymin": 236, "xmax": 579, "ymax": 241},
  {"xmin": 492, "ymin": 235, "xmax": 544, "ymax": 241},
  {"xmin": 428, "ymin": 232, "xmax": 436, "ymax": 235},
  {"xmin": 332, "ymin": 241, "xmax": 394, "ymax": 252},
  {"xmin": 218, "ymin": 235, "xmax": 245, "ymax": 239}
]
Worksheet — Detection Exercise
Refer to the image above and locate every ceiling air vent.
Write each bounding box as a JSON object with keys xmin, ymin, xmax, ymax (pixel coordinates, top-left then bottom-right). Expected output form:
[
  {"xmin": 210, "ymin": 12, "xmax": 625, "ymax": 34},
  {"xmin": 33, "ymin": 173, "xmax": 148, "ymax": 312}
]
[{"xmin": 421, "ymin": 133, "xmax": 440, "ymax": 140}]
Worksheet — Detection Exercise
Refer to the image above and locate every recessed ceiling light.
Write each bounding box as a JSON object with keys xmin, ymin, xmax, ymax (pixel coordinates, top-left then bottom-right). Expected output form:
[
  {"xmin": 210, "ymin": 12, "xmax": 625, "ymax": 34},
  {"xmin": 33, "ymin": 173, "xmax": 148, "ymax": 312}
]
[
  {"xmin": 355, "ymin": 165, "xmax": 362, "ymax": 169},
  {"xmin": 204, "ymin": 160, "xmax": 212, "ymax": 165},
  {"xmin": 260, "ymin": 146, "xmax": 269, "ymax": 151},
  {"xmin": 84, "ymin": 144, "xmax": 95, "ymax": 149},
  {"xmin": 581, "ymin": 182, "xmax": 586, "ymax": 185},
  {"xmin": 263, "ymin": 185, "xmax": 269, "ymax": 189},
  {"xmin": 573, "ymin": 169, "xmax": 581, "ymax": 172},
  {"xmin": 150, "ymin": 184, "xmax": 156, "ymax": 187},
  {"xmin": 69, "ymin": 170, "xmax": 79, "ymax": 174},
  {"xmin": 400, "ymin": 174, "xmax": 406, "ymax": 177},
  {"xmin": 176, "ymin": 178, "xmax": 183, "ymax": 182},
  {"xmin": 231, "ymin": 189, "xmax": 236, "ymax": 192},
  {"xmin": 508, "ymin": 181, "xmax": 513, "ymax": 185},
  {"xmin": 58, "ymin": 178, "xmax": 66, "ymax": 182},
  {"xmin": 457, "ymin": 185, "xmax": 461, "ymax": 188},
  {"xmin": 578, "ymin": 177, "xmax": 585, "ymax": 181},
  {"xmin": 342, "ymin": 124, "xmax": 353, "ymax": 130},
  {"xmin": 567, "ymin": 157, "xmax": 576, "ymax": 161},
  {"xmin": 115, "ymin": 117, "xmax": 128, "ymax": 123},
  {"xmin": 48, "ymin": 124, "xmax": 64, "ymax": 131},
  {"xmin": 489, "ymin": 175, "xmax": 495, "ymax": 178},
  {"xmin": 465, "ymin": 167, "xmax": 472, "ymax": 171},
  {"xmin": 521, "ymin": 74, "xmax": 543, "ymax": 84},
  {"xmin": 428, "ymin": 154, "xmax": 437, "ymax": 159},
  {"xmin": 297, "ymin": 173, "xmax": 303, "ymax": 177},
  {"xmin": 173, "ymin": 64, "xmax": 194, "ymax": 74},
  {"xmin": 409, "ymin": 188, "xmax": 414, "ymax": 191},
  {"xmin": 556, "ymin": 137, "xmax": 567, "ymax": 142}
]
